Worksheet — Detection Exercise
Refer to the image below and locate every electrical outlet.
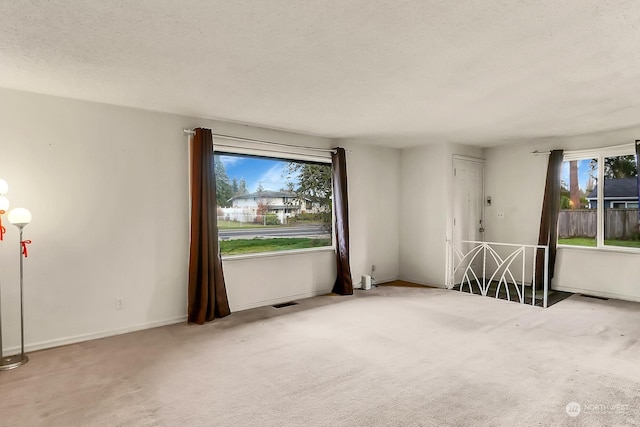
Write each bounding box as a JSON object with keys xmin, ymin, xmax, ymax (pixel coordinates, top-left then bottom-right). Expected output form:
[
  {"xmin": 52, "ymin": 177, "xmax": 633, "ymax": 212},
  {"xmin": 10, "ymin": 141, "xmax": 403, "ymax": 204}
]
[
  {"xmin": 115, "ymin": 297, "xmax": 125, "ymax": 310},
  {"xmin": 497, "ymin": 212, "xmax": 505, "ymax": 219}
]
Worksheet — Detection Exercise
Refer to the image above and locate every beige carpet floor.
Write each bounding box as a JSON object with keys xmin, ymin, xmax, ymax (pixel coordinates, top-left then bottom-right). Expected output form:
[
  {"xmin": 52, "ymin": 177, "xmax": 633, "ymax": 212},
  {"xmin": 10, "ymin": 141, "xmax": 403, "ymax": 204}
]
[{"xmin": 1, "ymin": 285, "xmax": 639, "ymax": 426}]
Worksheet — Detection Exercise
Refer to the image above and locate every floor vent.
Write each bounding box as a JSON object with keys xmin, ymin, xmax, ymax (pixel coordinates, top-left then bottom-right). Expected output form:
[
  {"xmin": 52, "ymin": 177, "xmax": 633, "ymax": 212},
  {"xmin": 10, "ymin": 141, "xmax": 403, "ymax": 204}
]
[
  {"xmin": 272, "ymin": 301, "xmax": 298, "ymax": 308},
  {"xmin": 580, "ymin": 294, "xmax": 609, "ymax": 300}
]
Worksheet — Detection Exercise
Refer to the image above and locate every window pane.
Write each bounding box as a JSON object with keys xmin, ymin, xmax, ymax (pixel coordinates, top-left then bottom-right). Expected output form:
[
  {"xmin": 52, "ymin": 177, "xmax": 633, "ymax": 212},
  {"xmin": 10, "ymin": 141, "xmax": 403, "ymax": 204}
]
[
  {"xmin": 213, "ymin": 152, "xmax": 332, "ymax": 256},
  {"xmin": 558, "ymin": 158, "xmax": 597, "ymax": 247},
  {"xmin": 603, "ymin": 155, "xmax": 640, "ymax": 248}
]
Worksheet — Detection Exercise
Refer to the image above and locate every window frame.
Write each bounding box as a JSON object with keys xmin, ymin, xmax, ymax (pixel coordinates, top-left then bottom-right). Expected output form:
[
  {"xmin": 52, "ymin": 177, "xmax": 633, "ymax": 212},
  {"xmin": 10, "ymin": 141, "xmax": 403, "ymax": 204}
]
[
  {"xmin": 212, "ymin": 144, "xmax": 335, "ymax": 260},
  {"xmin": 560, "ymin": 144, "xmax": 640, "ymax": 253}
]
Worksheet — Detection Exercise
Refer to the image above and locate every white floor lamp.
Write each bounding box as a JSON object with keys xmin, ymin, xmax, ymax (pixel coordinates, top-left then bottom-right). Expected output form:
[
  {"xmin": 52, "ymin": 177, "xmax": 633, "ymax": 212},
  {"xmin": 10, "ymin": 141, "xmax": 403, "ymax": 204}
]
[{"xmin": 0, "ymin": 177, "xmax": 32, "ymax": 371}]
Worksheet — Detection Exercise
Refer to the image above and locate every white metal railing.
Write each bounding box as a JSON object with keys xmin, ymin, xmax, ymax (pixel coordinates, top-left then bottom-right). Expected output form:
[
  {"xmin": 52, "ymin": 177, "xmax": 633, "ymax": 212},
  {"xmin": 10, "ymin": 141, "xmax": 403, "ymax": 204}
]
[{"xmin": 445, "ymin": 240, "xmax": 549, "ymax": 308}]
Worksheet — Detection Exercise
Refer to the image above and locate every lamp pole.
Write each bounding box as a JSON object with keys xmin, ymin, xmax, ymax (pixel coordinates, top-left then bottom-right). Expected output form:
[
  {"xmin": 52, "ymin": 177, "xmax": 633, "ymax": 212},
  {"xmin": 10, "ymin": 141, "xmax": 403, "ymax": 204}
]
[
  {"xmin": 0, "ymin": 246, "xmax": 3, "ymax": 363},
  {"xmin": 18, "ymin": 226, "xmax": 26, "ymax": 363},
  {"xmin": 0, "ymin": 207, "xmax": 31, "ymax": 370}
]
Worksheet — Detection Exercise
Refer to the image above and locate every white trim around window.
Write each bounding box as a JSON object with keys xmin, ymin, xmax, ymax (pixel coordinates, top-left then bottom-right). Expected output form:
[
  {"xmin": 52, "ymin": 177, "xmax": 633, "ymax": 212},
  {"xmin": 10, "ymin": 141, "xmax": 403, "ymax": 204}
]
[{"xmin": 559, "ymin": 145, "xmax": 640, "ymax": 253}]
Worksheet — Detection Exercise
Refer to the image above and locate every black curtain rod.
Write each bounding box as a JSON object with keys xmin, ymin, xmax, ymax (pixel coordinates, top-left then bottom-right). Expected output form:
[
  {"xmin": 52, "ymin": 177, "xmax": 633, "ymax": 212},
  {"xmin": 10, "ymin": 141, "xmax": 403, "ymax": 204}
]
[{"xmin": 183, "ymin": 129, "xmax": 339, "ymax": 154}]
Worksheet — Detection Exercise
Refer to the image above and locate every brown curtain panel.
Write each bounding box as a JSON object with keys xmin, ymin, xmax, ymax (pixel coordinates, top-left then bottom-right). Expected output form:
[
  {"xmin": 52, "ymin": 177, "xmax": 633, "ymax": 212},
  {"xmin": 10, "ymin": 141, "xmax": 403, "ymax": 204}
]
[
  {"xmin": 331, "ymin": 147, "xmax": 353, "ymax": 295},
  {"xmin": 188, "ymin": 128, "xmax": 231, "ymax": 324},
  {"xmin": 636, "ymin": 141, "xmax": 640, "ymax": 230},
  {"xmin": 535, "ymin": 149, "xmax": 564, "ymax": 290}
]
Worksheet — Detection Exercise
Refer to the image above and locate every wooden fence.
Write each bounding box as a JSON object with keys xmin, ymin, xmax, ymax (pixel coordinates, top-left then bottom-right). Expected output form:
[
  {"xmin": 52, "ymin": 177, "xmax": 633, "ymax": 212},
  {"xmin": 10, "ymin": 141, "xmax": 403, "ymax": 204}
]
[{"xmin": 558, "ymin": 209, "xmax": 639, "ymax": 239}]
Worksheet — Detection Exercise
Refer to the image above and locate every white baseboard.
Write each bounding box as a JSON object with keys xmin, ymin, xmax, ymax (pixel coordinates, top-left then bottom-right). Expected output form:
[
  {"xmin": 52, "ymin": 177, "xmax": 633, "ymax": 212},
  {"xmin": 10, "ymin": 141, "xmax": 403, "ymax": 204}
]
[
  {"xmin": 230, "ymin": 289, "xmax": 333, "ymax": 312},
  {"xmin": 6, "ymin": 290, "xmax": 331, "ymax": 354},
  {"xmin": 553, "ymin": 285, "xmax": 640, "ymax": 304},
  {"xmin": 354, "ymin": 276, "xmax": 399, "ymax": 289},
  {"xmin": 374, "ymin": 276, "xmax": 399, "ymax": 285},
  {"xmin": 8, "ymin": 282, "xmax": 414, "ymax": 354},
  {"xmin": 4, "ymin": 315, "xmax": 188, "ymax": 354},
  {"xmin": 398, "ymin": 276, "xmax": 445, "ymax": 288}
]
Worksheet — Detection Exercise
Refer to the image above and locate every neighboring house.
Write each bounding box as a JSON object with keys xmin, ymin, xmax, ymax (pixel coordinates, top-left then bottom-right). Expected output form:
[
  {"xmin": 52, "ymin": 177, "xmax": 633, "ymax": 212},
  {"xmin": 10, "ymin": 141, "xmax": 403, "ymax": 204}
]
[
  {"xmin": 587, "ymin": 177, "xmax": 639, "ymax": 209},
  {"xmin": 223, "ymin": 190, "xmax": 325, "ymax": 223}
]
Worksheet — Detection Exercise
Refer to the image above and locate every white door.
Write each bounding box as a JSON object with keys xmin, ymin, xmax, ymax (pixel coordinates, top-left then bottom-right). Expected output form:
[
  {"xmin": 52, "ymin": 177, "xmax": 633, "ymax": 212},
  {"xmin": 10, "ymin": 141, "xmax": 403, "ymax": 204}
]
[{"xmin": 452, "ymin": 157, "xmax": 485, "ymax": 244}]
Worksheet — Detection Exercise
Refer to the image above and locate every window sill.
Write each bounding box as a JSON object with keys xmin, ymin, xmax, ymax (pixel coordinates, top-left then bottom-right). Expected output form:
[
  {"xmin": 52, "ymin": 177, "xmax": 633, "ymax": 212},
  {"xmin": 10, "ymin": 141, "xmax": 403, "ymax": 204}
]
[
  {"xmin": 221, "ymin": 245, "xmax": 335, "ymax": 261},
  {"xmin": 557, "ymin": 244, "xmax": 640, "ymax": 255}
]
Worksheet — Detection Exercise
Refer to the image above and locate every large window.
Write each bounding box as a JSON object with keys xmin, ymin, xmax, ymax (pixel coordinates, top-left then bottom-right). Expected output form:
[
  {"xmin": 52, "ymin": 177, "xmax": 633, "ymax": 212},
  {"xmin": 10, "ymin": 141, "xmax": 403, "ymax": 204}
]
[
  {"xmin": 213, "ymin": 151, "xmax": 333, "ymax": 256},
  {"xmin": 558, "ymin": 148, "xmax": 639, "ymax": 249}
]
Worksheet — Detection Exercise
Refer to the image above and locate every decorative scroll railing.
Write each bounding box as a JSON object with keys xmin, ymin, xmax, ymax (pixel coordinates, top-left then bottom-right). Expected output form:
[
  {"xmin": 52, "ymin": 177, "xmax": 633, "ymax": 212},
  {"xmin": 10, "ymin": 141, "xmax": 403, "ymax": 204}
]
[{"xmin": 445, "ymin": 240, "xmax": 549, "ymax": 308}]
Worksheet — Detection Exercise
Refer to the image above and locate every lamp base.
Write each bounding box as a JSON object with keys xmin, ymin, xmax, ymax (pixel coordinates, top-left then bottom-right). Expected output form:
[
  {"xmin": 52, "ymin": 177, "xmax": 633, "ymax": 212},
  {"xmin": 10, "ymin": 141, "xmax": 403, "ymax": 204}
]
[{"xmin": 0, "ymin": 353, "xmax": 28, "ymax": 370}]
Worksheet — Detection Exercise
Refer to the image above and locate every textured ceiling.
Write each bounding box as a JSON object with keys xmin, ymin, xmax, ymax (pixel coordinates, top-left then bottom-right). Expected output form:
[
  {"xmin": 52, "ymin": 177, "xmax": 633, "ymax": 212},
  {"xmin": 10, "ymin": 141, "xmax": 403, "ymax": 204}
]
[{"xmin": 1, "ymin": 1, "xmax": 640, "ymax": 147}]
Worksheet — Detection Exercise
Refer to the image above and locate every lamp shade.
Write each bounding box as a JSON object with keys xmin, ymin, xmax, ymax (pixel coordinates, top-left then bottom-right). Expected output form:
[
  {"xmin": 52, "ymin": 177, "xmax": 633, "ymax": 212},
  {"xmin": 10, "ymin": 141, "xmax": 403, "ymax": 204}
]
[
  {"xmin": 8, "ymin": 208, "xmax": 32, "ymax": 226},
  {"xmin": 0, "ymin": 196, "xmax": 9, "ymax": 212},
  {"xmin": 0, "ymin": 178, "xmax": 8, "ymax": 195}
]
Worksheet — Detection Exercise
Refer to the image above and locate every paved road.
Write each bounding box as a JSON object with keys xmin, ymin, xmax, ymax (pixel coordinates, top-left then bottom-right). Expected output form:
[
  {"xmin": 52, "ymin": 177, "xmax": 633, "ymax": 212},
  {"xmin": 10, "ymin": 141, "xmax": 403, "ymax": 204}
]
[{"xmin": 219, "ymin": 225, "xmax": 330, "ymax": 240}]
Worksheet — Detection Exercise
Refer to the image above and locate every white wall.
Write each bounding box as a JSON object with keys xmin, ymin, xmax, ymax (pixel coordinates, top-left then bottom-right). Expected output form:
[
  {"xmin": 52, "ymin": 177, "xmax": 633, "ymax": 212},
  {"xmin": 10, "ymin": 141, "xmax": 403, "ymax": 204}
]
[
  {"xmin": 0, "ymin": 87, "xmax": 400, "ymax": 353},
  {"xmin": 484, "ymin": 125, "xmax": 640, "ymax": 302},
  {"xmin": 223, "ymin": 250, "xmax": 336, "ymax": 311},
  {"xmin": 1, "ymin": 88, "xmax": 192, "ymax": 353},
  {"xmin": 484, "ymin": 143, "xmax": 548, "ymax": 245},
  {"xmin": 338, "ymin": 140, "xmax": 401, "ymax": 285},
  {"xmin": 399, "ymin": 143, "xmax": 446, "ymax": 286},
  {"xmin": 399, "ymin": 141, "xmax": 483, "ymax": 286}
]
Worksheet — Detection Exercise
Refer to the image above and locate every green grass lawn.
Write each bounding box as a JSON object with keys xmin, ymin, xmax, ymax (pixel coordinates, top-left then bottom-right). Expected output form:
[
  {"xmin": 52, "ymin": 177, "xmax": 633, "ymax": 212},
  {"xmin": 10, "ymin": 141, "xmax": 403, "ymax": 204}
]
[
  {"xmin": 558, "ymin": 237, "xmax": 596, "ymax": 246},
  {"xmin": 605, "ymin": 240, "xmax": 640, "ymax": 248},
  {"xmin": 558, "ymin": 237, "xmax": 640, "ymax": 248},
  {"xmin": 220, "ymin": 237, "xmax": 332, "ymax": 255}
]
